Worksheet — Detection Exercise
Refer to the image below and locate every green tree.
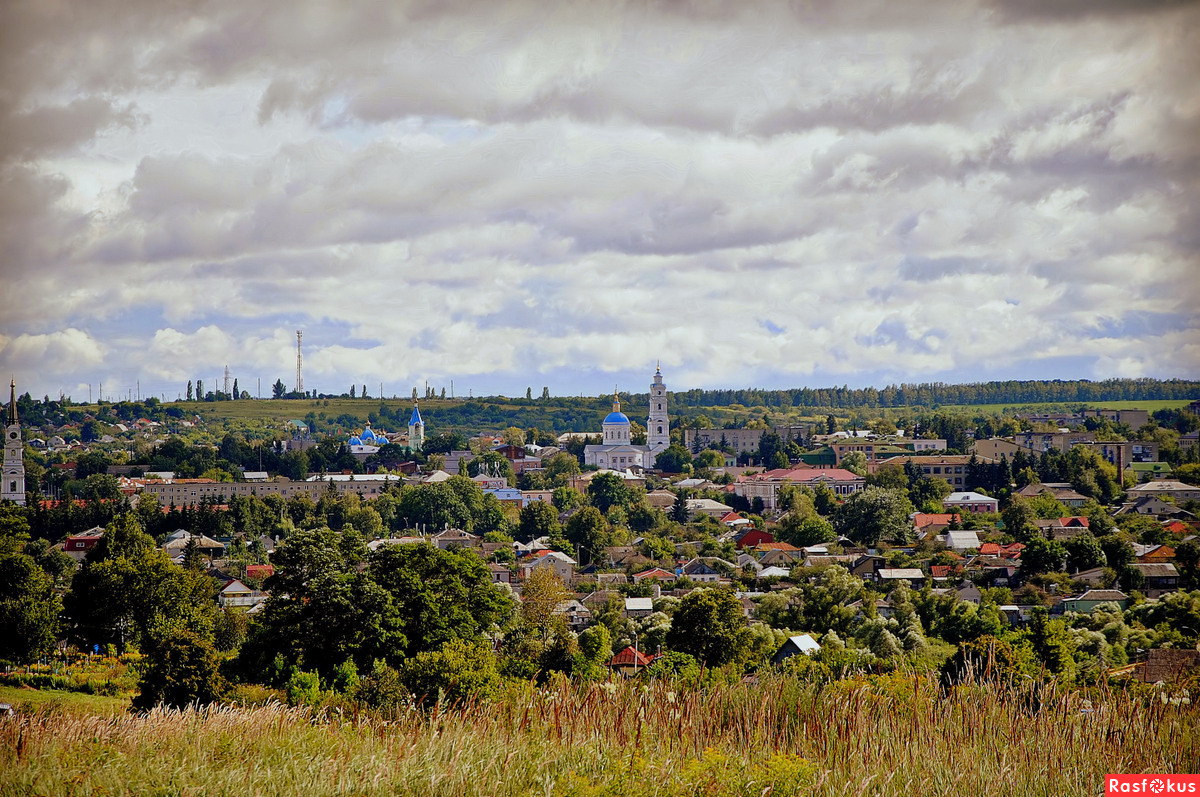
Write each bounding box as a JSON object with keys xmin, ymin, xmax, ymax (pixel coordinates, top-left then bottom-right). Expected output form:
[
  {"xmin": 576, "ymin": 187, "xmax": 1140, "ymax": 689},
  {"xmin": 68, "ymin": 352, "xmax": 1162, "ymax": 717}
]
[
  {"xmin": 273, "ymin": 379, "xmax": 286, "ymax": 399},
  {"xmin": 398, "ymin": 482, "xmax": 473, "ymax": 532},
  {"xmin": 654, "ymin": 444, "xmax": 693, "ymax": 474},
  {"xmin": 665, "ymin": 588, "xmax": 747, "ymax": 667},
  {"xmin": 520, "ymin": 566, "xmax": 570, "ymax": 639},
  {"xmin": 840, "ymin": 451, "xmax": 868, "ymax": 477},
  {"xmin": 1020, "ymin": 536, "xmax": 1067, "ymax": 577},
  {"xmin": 1176, "ymin": 540, "xmax": 1200, "ymax": 589},
  {"xmin": 776, "ymin": 512, "xmax": 835, "ymax": 548},
  {"xmin": 541, "ymin": 451, "xmax": 581, "ymax": 487},
  {"xmin": 0, "ymin": 548, "xmax": 61, "ymax": 663},
  {"xmin": 833, "ymin": 487, "xmax": 915, "ymax": 546},
  {"xmin": 1063, "ymin": 533, "xmax": 1105, "ymax": 573},
  {"xmin": 1029, "ymin": 606, "xmax": 1075, "ymax": 680},
  {"xmin": 588, "ymin": 471, "xmax": 633, "ymax": 513},
  {"xmin": 368, "ymin": 544, "xmax": 513, "ymax": 659},
  {"xmin": 64, "ymin": 514, "xmax": 217, "ymax": 652},
  {"xmin": 518, "ymin": 500, "xmax": 561, "ymax": 543},
  {"xmin": 398, "ymin": 639, "xmax": 503, "ymax": 704},
  {"xmin": 1001, "ymin": 496, "xmax": 1038, "ymax": 542},
  {"xmin": 564, "ymin": 506, "xmax": 610, "ymax": 564},
  {"xmin": 131, "ymin": 627, "xmax": 226, "ymax": 710}
]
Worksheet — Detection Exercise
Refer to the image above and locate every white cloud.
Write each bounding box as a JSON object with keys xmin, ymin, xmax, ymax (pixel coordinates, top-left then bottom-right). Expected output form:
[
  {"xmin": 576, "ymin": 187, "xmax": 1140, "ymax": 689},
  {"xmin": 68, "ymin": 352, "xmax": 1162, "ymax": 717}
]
[{"xmin": 0, "ymin": 0, "xmax": 1197, "ymax": 400}]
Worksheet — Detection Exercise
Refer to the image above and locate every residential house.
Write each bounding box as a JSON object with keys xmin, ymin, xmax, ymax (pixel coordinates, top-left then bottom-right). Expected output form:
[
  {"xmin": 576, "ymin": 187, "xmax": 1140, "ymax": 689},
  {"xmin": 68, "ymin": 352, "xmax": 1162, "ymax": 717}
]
[
  {"xmin": 1129, "ymin": 648, "xmax": 1200, "ymax": 684},
  {"xmin": 1059, "ymin": 590, "xmax": 1129, "ymax": 614},
  {"xmin": 633, "ymin": 567, "xmax": 676, "ymax": 583},
  {"xmin": 217, "ymin": 579, "xmax": 268, "ymax": 610},
  {"xmin": 943, "ymin": 492, "xmax": 999, "ymax": 514},
  {"xmin": 1136, "ymin": 545, "xmax": 1175, "ymax": 564},
  {"xmin": 520, "ymin": 551, "xmax": 577, "ymax": 583},
  {"xmin": 245, "ymin": 564, "xmax": 274, "ymax": 580},
  {"xmin": 942, "ymin": 530, "xmax": 982, "ymax": 552},
  {"xmin": 733, "ymin": 468, "xmax": 865, "ymax": 511},
  {"xmin": 1016, "ymin": 483, "xmax": 1090, "ymax": 509},
  {"xmin": 487, "ymin": 562, "xmax": 513, "ymax": 584},
  {"xmin": 912, "ymin": 513, "xmax": 961, "ymax": 537},
  {"xmin": 645, "ymin": 490, "xmax": 677, "ymax": 510},
  {"xmin": 733, "ymin": 528, "xmax": 773, "ymax": 548},
  {"xmin": 624, "ymin": 597, "xmax": 654, "ymax": 618},
  {"xmin": 555, "ymin": 599, "xmax": 592, "ymax": 630},
  {"xmin": 1036, "ymin": 516, "xmax": 1091, "ymax": 541},
  {"xmin": 62, "ymin": 526, "xmax": 105, "ymax": 562},
  {"xmin": 979, "ymin": 542, "xmax": 1025, "ymax": 559},
  {"xmin": 681, "ymin": 558, "xmax": 726, "ymax": 583},
  {"xmin": 802, "ymin": 554, "xmax": 858, "ymax": 569},
  {"xmin": 770, "ymin": 634, "xmax": 821, "ymax": 665},
  {"xmin": 1131, "ymin": 563, "xmax": 1180, "ymax": 598},
  {"xmin": 1114, "ymin": 496, "xmax": 1196, "ymax": 519},
  {"xmin": 876, "ymin": 568, "xmax": 926, "ymax": 588},
  {"xmin": 608, "ymin": 645, "xmax": 653, "ymax": 674},
  {"xmin": 432, "ymin": 528, "xmax": 481, "ymax": 550},
  {"xmin": 685, "ymin": 498, "xmax": 735, "ymax": 520},
  {"xmin": 1127, "ymin": 480, "xmax": 1200, "ymax": 503},
  {"xmin": 162, "ymin": 531, "xmax": 226, "ymax": 562},
  {"xmin": 956, "ymin": 580, "xmax": 983, "ymax": 604}
]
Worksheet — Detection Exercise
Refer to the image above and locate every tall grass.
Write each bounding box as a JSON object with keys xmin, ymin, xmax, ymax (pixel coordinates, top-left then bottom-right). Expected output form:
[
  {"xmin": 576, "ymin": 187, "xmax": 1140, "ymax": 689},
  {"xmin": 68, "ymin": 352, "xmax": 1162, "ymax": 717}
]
[{"xmin": 3, "ymin": 674, "xmax": 1196, "ymax": 796}]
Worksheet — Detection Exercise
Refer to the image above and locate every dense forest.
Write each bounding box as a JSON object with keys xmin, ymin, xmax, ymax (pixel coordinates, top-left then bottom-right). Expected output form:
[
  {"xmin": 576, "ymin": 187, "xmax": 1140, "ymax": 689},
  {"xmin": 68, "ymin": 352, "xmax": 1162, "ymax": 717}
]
[{"xmin": 665, "ymin": 378, "xmax": 1200, "ymax": 411}]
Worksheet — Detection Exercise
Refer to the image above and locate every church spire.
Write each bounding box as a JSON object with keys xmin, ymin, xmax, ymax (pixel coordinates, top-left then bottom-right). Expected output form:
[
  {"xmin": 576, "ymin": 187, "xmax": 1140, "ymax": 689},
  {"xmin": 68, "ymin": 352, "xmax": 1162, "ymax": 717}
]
[
  {"xmin": 6, "ymin": 378, "xmax": 15, "ymax": 426},
  {"xmin": 613, "ymin": 386, "xmax": 620, "ymax": 414}
]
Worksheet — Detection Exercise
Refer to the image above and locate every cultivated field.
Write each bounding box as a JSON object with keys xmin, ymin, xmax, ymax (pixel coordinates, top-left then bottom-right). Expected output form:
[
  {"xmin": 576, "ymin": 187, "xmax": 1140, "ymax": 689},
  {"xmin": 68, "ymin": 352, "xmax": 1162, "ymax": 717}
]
[{"xmin": 3, "ymin": 676, "xmax": 1196, "ymax": 796}]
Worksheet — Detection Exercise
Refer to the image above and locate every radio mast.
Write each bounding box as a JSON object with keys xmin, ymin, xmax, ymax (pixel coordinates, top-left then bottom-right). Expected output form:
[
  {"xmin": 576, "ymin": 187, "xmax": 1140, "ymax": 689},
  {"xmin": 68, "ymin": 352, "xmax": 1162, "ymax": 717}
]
[{"xmin": 295, "ymin": 331, "xmax": 304, "ymax": 394}]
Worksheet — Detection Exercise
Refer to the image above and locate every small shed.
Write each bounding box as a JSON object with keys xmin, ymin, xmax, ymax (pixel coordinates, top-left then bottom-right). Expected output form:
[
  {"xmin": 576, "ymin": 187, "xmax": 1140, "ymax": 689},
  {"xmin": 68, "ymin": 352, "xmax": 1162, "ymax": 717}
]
[{"xmin": 771, "ymin": 634, "xmax": 821, "ymax": 665}]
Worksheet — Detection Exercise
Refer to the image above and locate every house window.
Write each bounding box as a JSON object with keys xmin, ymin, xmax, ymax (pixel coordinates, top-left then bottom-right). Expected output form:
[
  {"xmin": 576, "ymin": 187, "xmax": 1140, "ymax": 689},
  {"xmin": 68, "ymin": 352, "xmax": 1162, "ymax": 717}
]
[{"xmin": 933, "ymin": 467, "xmax": 941, "ymax": 474}]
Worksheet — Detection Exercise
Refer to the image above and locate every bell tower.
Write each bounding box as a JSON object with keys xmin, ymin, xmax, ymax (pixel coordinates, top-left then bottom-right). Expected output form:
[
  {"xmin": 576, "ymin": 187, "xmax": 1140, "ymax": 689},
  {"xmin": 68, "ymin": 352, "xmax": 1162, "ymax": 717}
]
[
  {"xmin": 408, "ymin": 401, "xmax": 425, "ymax": 452},
  {"xmin": 646, "ymin": 363, "xmax": 670, "ymax": 461},
  {"xmin": 3, "ymin": 379, "xmax": 26, "ymax": 505}
]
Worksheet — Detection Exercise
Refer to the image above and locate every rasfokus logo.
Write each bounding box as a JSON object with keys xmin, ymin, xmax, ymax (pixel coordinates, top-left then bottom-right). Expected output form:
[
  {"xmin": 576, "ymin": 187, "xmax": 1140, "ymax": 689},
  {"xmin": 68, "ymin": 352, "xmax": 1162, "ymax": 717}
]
[{"xmin": 1106, "ymin": 775, "xmax": 1200, "ymax": 794}]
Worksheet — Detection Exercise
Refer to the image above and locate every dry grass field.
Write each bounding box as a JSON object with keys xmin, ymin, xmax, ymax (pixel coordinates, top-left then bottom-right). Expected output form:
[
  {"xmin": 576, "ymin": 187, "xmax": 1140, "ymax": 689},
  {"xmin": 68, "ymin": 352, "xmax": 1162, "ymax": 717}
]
[{"xmin": 3, "ymin": 674, "xmax": 1196, "ymax": 796}]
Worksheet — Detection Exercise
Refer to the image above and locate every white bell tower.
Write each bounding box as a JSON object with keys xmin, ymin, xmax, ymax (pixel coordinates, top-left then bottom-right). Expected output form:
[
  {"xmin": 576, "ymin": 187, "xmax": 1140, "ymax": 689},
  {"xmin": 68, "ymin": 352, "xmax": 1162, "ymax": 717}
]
[
  {"xmin": 3, "ymin": 379, "xmax": 26, "ymax": 505},
  {"xmin": 646, "ymin": 363, "xmax": 670, "ymax": 463}
]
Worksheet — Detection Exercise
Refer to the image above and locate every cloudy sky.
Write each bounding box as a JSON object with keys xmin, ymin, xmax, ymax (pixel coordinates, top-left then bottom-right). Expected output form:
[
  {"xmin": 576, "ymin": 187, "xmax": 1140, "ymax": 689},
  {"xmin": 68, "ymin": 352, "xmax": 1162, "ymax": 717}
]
[{"xmin": 1, "ymin": 0, "xmax": 1198, "ymax": 403}]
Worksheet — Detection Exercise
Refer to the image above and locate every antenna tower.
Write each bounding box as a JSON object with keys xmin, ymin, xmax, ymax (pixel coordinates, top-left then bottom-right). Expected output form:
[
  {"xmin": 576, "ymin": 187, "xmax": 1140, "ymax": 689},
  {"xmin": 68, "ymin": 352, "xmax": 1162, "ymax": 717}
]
[
  {"xmin": 223, "ymin": 366, "xmax": 231, "ymax": 396},
  {"xmin": 295, "ymin": 330, "xmax": 304, "ymax": 394}
]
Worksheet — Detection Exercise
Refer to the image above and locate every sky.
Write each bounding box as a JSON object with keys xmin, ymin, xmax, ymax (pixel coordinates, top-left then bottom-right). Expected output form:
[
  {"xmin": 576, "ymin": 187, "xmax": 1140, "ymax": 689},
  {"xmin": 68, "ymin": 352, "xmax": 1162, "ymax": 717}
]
[{"xmin": 1, "ymin": 0, "xmax": 1198, "ymax": 404}]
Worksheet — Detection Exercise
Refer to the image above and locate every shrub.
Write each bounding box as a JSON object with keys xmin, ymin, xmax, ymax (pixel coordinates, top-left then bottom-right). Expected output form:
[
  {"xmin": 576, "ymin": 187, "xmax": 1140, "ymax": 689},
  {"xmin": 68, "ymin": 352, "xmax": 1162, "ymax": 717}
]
[{"xmin": 131, "ymin": 629, "xmax": 226, "ymax": 711}]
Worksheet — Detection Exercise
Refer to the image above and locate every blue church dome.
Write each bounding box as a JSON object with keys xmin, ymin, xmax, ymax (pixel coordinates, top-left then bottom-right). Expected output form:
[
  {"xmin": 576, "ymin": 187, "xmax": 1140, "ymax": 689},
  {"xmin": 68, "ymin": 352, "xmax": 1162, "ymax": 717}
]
[
  {"xmin": 410, "ymin": 406, "xmax": 423, "ymax": 426},
  {"xmin": 604, "ymin": 411, "xmax": 629, "ymax": 425},
  {"xmin": 348, "ymin": 436, "xmax": 363, "ymax": 446}
]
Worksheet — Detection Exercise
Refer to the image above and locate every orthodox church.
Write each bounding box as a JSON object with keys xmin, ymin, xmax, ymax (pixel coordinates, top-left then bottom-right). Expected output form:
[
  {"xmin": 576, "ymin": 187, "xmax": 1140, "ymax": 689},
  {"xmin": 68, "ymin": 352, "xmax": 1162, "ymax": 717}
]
[
  {"xmin": 347, "ymin": 421, "xmax": 387, "ymax": 456},
  {"xmin": 584, "ymin": 366, "xmax": 670, "ymax": 470},
  {"xmin": 4, "ymin": 379, "xmax": 26, "ymax": 505}
]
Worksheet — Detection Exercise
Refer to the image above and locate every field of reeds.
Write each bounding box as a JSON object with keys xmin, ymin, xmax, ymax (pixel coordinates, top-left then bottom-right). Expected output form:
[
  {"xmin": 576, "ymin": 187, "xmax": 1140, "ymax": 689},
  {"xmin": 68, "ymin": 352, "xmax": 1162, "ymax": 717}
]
[{"xmin": 3, "ymin": 674, "xmax": 1197, "ymax": 797}]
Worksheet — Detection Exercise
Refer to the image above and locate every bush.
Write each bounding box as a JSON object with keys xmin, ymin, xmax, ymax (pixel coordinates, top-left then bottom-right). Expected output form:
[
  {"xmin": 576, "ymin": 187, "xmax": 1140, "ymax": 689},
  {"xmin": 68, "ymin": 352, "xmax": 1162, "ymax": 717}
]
[
  {"xmin": 355, "ymin": 660, "xmax": 408, "ymax": 710},
  {"xmin": 398, "ymin": 639, "xmax": 503, "ymax": 705},
  {"xmin": 284, "ymin": 669, "xmax": 323, "ymax": 708},
  {"xmin": 131, "ymin": 629, "xmax": 226, "ymax": 711}
]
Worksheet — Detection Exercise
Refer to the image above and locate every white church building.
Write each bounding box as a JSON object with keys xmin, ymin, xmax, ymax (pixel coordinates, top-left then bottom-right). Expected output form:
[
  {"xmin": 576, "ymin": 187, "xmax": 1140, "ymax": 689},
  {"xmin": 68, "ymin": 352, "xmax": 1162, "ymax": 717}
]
[{"xmin": 584, "ymin": 366, "xmax": 670, "ymax": 470}]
